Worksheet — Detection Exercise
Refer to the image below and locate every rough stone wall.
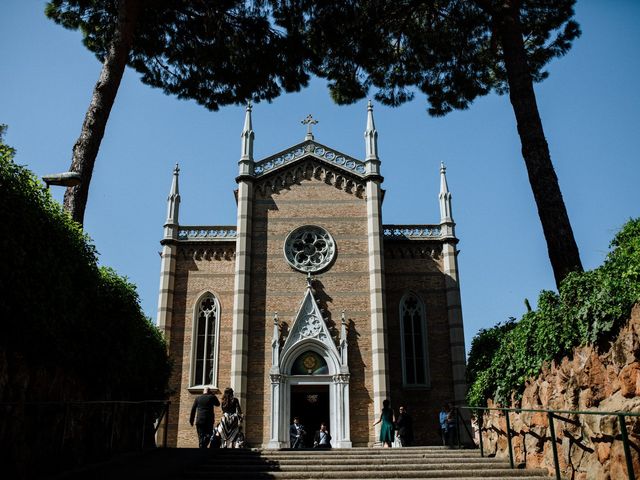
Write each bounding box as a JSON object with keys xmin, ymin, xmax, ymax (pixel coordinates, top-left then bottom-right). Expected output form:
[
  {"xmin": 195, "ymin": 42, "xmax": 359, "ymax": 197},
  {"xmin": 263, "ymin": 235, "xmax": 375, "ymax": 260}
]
[
  {"xmin": 482, "ymin": 304, "xmax": 640, "ymax": 480},
  {"xmin": 384, "ymin": 242, "xmax": 453, "ymax": 445},
  {"xmin": 251, "ymin": 175, "xmax": 372, "ymax": 446},
  {"xmin": 168, "ymin": 243, "xmax": 236, "ymax": 447}
]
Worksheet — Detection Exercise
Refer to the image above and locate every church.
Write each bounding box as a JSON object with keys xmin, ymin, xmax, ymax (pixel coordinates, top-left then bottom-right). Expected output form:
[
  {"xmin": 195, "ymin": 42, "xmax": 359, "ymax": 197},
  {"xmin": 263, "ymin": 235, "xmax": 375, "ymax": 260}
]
[{"xmin": 156, "ymin": 103, "xmax": 467, "ymax": 448}]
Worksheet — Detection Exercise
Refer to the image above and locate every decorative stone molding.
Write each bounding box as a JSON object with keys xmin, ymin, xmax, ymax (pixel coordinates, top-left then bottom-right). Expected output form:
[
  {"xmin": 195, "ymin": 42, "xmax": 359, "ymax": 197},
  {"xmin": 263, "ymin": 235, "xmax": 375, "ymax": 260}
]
[
  {"xmin": 269, "ymin": 374, "xmax": 283, "ymax": 384},
  {"xmin": 179, "ymin": 247, "xmax": 236, "ymax": 261},
  {"xmin": 384, "ymin": 244, "xmax": 442, "ymax": 260},
  {"xmin": 254, "ymin": 140, "xmax": 366, "ymax": 178},
  {"xmin": 332, "ymin": 374, "xmax": 351, "ymax": 384},
  {"xmin": 383, "ymin": 225, "xmax": 442, "ymax": 239},
  {"xmin": 178, "ymin": 226, "xmax": 237, "ymax": 241},
  {"xmin": 255, "ymin": 160, "xmax": 366, "ymax": 198}
]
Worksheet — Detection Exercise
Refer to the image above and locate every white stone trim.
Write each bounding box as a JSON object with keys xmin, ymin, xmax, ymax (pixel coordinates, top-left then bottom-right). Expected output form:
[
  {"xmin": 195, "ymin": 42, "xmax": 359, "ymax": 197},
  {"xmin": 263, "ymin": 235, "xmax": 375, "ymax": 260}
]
[{"xmin": 269, "ymin": 288, "xmax": 352, "ymax": 448}]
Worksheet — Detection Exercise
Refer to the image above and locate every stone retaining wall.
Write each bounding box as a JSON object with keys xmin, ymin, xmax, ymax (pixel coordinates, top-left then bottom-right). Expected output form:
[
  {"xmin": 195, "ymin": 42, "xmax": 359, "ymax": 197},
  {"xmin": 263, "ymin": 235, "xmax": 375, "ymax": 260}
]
[{"xmin": 481, "ymin": 304, "xmax": 640, "ymax": 480}]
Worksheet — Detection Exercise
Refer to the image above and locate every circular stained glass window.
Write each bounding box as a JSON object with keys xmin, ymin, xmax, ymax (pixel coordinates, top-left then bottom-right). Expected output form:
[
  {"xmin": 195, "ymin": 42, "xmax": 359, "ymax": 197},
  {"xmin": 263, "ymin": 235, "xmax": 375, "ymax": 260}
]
[{"xmin": 284, "ymin": 225, "xmax": 336, "ymax": 273}]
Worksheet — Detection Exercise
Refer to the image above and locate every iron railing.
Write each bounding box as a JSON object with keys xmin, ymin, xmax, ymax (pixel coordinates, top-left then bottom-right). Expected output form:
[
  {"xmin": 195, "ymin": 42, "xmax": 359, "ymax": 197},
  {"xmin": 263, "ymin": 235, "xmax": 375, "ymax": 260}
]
[{"xmin": 456, "ymin": 405, "xmax": 640, "ymax": 480}]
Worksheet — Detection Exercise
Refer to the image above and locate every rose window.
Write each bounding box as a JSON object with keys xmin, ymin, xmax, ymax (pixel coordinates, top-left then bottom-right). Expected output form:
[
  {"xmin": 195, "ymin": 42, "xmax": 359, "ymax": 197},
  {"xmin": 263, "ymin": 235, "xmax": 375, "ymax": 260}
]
[{"xmin": 284, "ymin": 225, "xmax": 336, "ymax": 273}]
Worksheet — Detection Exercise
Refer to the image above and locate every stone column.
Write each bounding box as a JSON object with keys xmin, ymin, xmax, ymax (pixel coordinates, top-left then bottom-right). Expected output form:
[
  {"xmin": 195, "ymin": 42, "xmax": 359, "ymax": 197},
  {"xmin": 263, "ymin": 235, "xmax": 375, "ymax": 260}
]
[
  {"xmin": 230, "ymin": 105, "xmax": 255, "ymax": 410},
  {"xmin": 268, "ymin": 374, "xmax": 285, "ymax": 448},
  {"xmin": 363, "ymin": 101, "xmax": 389, "ymax": 442},
  {"xmin": 231, "ymin": 178, "xmax": 253, "ymax": 409},
  {"xmin": 333, "ymin": 374, "xmax": 352, "ymax": 448}
]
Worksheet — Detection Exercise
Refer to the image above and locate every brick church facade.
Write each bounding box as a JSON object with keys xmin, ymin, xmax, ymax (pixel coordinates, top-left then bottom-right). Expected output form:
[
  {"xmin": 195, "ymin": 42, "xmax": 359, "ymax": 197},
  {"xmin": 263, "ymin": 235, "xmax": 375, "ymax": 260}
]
[{"xmin": 156, "ymin": 103, "xmax": 467, "ymax": 448}]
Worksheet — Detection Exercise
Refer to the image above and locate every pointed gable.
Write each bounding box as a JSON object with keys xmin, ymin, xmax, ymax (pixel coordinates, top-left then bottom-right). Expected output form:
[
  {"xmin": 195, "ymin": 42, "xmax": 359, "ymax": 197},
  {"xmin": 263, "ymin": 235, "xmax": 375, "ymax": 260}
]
[
  {"xmin": 281, "ymin": 286, "xmax": 341, "ymax": 366},
  {"xmin": 254, "ymin": 140, "xmax": 367, "ymax": 178}
]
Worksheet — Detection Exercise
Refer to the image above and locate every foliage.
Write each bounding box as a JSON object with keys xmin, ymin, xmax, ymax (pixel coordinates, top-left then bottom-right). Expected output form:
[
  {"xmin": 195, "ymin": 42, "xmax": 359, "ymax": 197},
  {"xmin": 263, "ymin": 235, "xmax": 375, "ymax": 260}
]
[
  {"xmin": 466, "ymin": 317, "xmax": 517, "ymax": 387},
  {"xmin": 297, "ymin": 0, "xmax": 584, "ymax": 287},
  {"xmin": 45, "ymin": 0, "xmax": 309, "ymax": 110},
  {"xmin": 0, "ymin": 128, "xmax": 170, "ymax": 401},
  {"xmin": 467, "ymin": 218, "xmax": 640, "ymax": 407},
  {"xmin": 299, "ymin": 0, "xmax": 579, "ymax": 114}
]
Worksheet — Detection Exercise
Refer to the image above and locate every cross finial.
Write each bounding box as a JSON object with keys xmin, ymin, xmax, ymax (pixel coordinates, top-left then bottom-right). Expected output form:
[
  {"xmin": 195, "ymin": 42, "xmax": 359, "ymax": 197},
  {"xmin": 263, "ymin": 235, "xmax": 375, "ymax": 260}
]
[
  {"xmin": 301, "ymin": 114, "xmax": 318, "ymax": 140},
  {"xmin": 173, "ymin": 163, "xmax": 180, "ymax": 175}
]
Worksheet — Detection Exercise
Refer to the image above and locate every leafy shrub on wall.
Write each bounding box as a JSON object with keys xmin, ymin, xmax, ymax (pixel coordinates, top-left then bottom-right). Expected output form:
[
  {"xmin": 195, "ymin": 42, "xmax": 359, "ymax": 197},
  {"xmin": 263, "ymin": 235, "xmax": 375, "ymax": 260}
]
[{"xmin": 467, "ymin": 218, "xmax": 640, "ymax": 407}]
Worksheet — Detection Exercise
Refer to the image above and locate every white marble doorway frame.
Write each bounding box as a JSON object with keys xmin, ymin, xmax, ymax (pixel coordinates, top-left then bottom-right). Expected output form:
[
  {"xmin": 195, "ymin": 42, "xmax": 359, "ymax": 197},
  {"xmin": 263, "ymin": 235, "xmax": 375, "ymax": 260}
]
[{"xmin": 269, "ymin": 339, "xmax": 351, "ymax": 448}]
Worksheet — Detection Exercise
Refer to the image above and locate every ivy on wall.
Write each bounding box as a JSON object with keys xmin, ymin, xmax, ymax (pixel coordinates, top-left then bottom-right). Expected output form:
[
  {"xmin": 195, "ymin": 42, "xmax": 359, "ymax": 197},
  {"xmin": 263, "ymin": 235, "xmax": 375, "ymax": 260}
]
[{"xmin": 467, "ymin": 217, "xmax": 640, "ymax": 407}]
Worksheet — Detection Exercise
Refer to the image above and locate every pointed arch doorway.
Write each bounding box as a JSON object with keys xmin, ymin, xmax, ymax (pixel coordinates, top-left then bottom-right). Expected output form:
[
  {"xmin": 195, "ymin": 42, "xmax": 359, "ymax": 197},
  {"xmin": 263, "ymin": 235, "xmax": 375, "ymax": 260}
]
[
  {"xmin": 290, "ymin": 384, "xmax": 329, "ymax": 448},
  {"xmin": 268, "ymin": 286, "xmax": 352, "ymax": 448}
]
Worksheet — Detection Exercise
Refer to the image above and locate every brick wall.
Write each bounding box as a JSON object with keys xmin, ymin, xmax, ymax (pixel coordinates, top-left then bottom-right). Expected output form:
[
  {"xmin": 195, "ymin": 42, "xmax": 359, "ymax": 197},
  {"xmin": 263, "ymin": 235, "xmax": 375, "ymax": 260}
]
[
  {"xmin": 168, "ymin": 243, "xmax": 236, "ymax": 447},
  {"xmin": 384, "ymin": 243, "xmax": 454, "ymax": 445},
  {"xmin": 249, "ymin": 177, "xmax": 373, "ymax": 447},
  {"xmin": 164, "ymin": 175, "xmax": 456, "ymax": 448}
]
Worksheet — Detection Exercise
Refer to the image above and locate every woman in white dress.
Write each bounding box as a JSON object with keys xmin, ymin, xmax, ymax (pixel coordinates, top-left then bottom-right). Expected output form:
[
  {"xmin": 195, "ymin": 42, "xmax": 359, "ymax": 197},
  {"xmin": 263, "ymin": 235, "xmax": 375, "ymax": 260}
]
[{"xmin": 217, "ymin": 387, "xmax": 243, "ymax": 448}]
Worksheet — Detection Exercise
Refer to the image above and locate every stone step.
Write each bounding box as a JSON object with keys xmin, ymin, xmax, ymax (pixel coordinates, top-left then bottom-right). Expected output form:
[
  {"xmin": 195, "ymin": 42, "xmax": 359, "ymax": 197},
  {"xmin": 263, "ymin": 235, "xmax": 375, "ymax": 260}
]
[
  {"xmin": 200, "ymin": 458, "xmax": 508, "ymax": 466},
  {"xmin": 181, "ymin": 469, "xmax": 549, "ymax": 479},
  {"xmin": 196, "ymin": 462, "xmax": 516, "ymax": 472},
  {"xmin": 176, "ymin": 448, "xmax": 547, "ymax": 480},
  {"xmin": 210, "ymin": 450, "xmax": 487, "ymax": 459}
]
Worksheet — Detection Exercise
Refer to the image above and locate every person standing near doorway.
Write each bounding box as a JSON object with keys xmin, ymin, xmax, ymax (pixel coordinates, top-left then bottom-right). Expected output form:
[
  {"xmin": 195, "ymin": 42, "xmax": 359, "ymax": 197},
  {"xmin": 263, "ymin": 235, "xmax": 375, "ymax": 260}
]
[
  {"xmin": 289, "ymin": 416, "xmax": 307, "ymax": 448},
  {"xmin": 189, "ymin": 387, "xmax": 220, "ymax": 448},
  {"xmin": 395, "ymin": 406, "xmax": 414, "ymax": 447},
  {"xmin": 373, "ymin": 399, "xmax": 395, "ymax": 448},
  {"xmin": 313, "ymin": 422, "xmax": 332, "ymax": 448}
]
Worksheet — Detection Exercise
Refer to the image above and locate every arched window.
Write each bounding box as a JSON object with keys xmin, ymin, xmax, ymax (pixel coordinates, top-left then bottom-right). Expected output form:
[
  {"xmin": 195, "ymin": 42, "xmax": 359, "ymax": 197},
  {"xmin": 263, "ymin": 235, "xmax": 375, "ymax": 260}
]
[
  {"xmin": 191, "ymin": 293, "xmax": 220, "ymax": 388},
  {"xmin": 400, "ymin": 293, "xmax": 430, "ymax": 387}
]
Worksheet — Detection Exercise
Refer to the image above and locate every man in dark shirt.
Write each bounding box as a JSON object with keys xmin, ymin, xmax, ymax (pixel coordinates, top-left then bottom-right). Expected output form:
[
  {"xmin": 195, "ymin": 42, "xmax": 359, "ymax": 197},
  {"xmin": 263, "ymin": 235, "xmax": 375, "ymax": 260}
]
[
  {"xmin": 395, "ymin": 406, "xmax": 414, "ymax": 447},
  {"xmin": 313, "ymin": 422, "xmax": 332, "ymax": 449},
  {"xmin": 289, "ymin": 417, "xmax": 306, "ymax": 448},
  {"xmin": 189, "ymin": 387, "xmax": 220, "ymax": 448}
]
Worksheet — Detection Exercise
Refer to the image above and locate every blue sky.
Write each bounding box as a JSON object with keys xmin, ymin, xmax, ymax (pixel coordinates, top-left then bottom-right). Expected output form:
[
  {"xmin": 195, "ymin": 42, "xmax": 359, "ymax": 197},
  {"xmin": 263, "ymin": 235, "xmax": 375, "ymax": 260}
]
[{"xmin": 1, "ymin": 1, "xmax": 638, "ymax": 355}]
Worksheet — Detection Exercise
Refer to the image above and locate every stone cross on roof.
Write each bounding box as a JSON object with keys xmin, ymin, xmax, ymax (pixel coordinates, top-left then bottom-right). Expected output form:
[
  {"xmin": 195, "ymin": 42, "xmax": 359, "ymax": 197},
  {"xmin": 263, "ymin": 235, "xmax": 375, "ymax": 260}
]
[{"xmin": 301, "ymin": 114, "xmax": 318, "ymax": 140}]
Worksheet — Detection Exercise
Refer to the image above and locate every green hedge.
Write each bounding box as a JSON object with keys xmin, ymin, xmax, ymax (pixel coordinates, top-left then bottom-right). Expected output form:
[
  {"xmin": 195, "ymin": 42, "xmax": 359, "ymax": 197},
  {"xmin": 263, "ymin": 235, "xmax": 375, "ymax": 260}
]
[
  {"xmin": 0, "ymin": 126, "xmax": 170, "ymax": 401},
  {"xmin": 467, "ymin": 218, "xmax": 640, "ymax": 407}
]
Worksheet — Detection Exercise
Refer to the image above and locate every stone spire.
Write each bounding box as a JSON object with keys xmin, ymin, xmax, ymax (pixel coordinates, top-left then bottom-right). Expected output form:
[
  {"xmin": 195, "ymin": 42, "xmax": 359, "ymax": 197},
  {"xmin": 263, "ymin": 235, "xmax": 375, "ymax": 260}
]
[
  {"xmin": 163, "ymin": 163, "xmax": 180, "ymax": 239},
  {"xmin": 239, "ymin": 103, "xmax": 254, "ymax": 175},
  {"xmin": 439, "ymin": 162, "xmax": 455, "ymax": 235},
  {"xmin": 365, "ymin": 100, "xmax": 379, "ymax": 159},
  {"xmin": 364, "ymin": 100, "xmax": 380, "ymax": 175}
]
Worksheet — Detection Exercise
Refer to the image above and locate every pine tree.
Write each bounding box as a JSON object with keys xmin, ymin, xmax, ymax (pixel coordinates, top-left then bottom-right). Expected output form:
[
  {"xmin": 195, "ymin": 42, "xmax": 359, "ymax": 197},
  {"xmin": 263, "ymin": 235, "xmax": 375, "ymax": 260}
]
[
  {"xmin": 46, "ymin": 0, "xmax": 308, "ymax": 225},
  {"xmin": 298, "ymin": 0, "xmax": 583, "ymax": 287}
]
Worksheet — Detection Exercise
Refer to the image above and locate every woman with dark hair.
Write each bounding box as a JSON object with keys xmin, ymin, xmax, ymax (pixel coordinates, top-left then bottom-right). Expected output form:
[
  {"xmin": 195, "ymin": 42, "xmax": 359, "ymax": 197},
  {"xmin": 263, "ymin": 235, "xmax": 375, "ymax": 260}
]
[
  {"xmin": 217, "ymin": 387, "xmax": 243, "ymax": 448},
  {"xmin": 372, "ymin": 399, "xmax": 395, "ymax": 448}
]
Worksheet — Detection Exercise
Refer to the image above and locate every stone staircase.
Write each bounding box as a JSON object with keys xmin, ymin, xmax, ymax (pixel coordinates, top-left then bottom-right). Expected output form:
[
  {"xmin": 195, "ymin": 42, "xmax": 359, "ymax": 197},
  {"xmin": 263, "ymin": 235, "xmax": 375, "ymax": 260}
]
[{"xmin": 179, "ymin": 447, "xmax": 550, "ymax": 479}]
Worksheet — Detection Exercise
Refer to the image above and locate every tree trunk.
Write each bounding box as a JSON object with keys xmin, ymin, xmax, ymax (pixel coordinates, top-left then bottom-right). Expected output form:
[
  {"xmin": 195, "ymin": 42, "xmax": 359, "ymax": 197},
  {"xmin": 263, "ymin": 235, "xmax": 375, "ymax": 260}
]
[
  {"xmin": 63, "ymin": 0, "xmax": 141, "ymax": 225},
  {"xmin": 495, "ymin": 2, "xmax": 583, "ymax": 288}
]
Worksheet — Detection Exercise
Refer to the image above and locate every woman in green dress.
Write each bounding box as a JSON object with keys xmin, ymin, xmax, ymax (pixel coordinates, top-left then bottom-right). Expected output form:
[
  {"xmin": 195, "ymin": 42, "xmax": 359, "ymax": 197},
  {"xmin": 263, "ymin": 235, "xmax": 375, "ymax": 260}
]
[{"xmin": 373, "ymin": 399, "xmax": 395, "ymax": 447}]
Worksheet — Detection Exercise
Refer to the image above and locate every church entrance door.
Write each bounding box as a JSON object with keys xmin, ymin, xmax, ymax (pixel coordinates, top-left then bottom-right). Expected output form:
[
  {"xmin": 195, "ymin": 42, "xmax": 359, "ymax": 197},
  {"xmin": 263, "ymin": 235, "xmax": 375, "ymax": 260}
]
[{"xmin": 290, "ymin": 384, "xmax": 329, "ymax": 447}]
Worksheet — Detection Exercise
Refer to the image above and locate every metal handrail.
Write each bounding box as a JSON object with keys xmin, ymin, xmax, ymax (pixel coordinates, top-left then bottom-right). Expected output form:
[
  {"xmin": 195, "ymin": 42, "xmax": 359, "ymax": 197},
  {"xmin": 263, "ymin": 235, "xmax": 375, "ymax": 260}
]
[{"xmin": 459, "ymin": 405, "xmax": 639, "ymax": 480}]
